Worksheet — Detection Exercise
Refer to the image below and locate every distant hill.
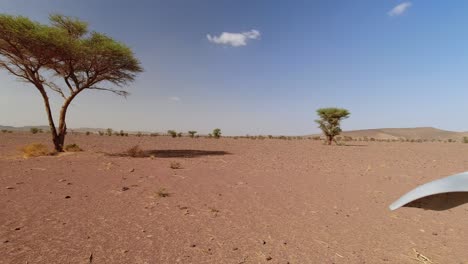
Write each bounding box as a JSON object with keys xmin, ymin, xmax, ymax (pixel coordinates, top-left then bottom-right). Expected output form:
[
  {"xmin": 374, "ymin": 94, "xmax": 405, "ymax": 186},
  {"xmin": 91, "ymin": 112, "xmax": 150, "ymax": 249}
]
[{"xmin": 337, "ymin": 127, "xmax": 468, "ymax": 141}]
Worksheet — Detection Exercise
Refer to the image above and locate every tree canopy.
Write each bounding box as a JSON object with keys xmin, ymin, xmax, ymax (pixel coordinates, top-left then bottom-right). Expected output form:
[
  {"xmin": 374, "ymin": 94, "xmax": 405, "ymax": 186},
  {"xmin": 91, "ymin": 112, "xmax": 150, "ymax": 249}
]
[{"xmin": 315, "ymin": 107, "xmax": 350, "ymax": 145}]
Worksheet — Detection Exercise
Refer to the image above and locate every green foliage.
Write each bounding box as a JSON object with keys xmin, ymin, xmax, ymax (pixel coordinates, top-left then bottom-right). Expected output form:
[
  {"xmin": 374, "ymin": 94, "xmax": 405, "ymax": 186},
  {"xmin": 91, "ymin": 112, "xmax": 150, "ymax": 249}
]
[
  {"xmin": 167, "ymin": 130, "xmax": 177, "ymax": 138},
  {"xmin": 315, "ymin": 107, "xmax": 350, "ymax": 145},
  {"xmin": 106, "ymin": 128, "xmax": 113, "ymax": 136},
  {"xmin": 463, "ymin": 137, "xmax": 468, "ymax": 144},
  {"xmin": 188, "ymin": 131, "xmax": 197, "ymax": 138},
  {"xmin": 212, "ymin": 128, "xmax": 222, "ymax": 138},
  {"xmin": 30, "ymin": 127, "xmax": 40, "ymax": 134}
]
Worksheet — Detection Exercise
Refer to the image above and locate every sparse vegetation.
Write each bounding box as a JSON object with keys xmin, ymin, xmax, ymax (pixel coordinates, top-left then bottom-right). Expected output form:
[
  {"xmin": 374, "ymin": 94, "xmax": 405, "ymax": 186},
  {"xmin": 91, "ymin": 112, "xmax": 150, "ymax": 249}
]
[
  {"xmin": 150, "ymin": 133, "xmax": 160, "ymax": 137},
  {"xmin": 98, "ymin": 131, "xmax": 104, "ymax": 136},
  {"xmin": 30, "ymin": 127, "xmax": 40, "ymax": 134},
  {"xmin": 177, "ymin": 132, "xmax": 183, "ymax": 137},
  {"xmin": 188, "ymin": 131, "xmax": 197, "ymax": 138},
  {"xmin": 85, "ymin": 131, "xmax": 91, "ymax": 136},
  {"xmin": 463, "ymin": 137, "xmax": 468, "ymax": 144},
  {"xmin": 64, "ymin": 143, "xmax": 82, "ymax": 152},
  {"xmin": 167, "ymin": 130, "xmax": 177, "ymax": 138},
  {"xmin": 170, "ymin": 161, "xmax": 182, "ymax": 169},
  {"xmin": 21, "ymin": 143, "xmax": 50, "ymax": 158},
  {"xmin": 126, "ymin": 145, "xmax": 145, "ymax": 157},
  {"xmin": 157, "ymin": 188, "xmax": 170, "ymax": 198},
  {"xmin": 213, "ymin": 128, "xmax": 222, "ymax": 139},
  {"xmin": 315, "ymin": 107, "xmax": 350, "ymax": 145},
  {"xmin": 106, "ymin": 128, "xmax": 113, "ymax": 136}
]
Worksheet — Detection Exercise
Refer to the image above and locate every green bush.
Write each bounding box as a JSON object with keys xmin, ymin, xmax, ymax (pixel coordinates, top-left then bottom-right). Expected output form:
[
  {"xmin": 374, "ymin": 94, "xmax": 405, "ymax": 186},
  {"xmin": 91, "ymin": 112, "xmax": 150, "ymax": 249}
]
[
  {"xmin": 463, "ymin": 137, "xmax": 468, "ymax": 144},
  {"xmin": 30, "ymin": 127, "xmax": 40, "ymax": 134},
  {"xmin": 212, "ymin": 128, "xmax": 222, "ymax": 138},
  {"xmin": 167, "ymin": 130, "xmax": 177, "ymax": 138},
  {"xmin": 188, "ymin": 131, "xmax": 197, "ymax": 138}
]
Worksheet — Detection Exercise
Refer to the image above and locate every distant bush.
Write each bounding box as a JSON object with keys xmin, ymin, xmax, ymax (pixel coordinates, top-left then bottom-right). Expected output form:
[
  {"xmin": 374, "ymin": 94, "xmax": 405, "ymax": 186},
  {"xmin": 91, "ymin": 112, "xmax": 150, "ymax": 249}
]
[
  {"xmin": 98, "ymin": 131, "xmax": 104, "ymax": 136},
  {"xmin": 85, "ymin": 131, "xmax": 91, "ymax": 136},
  {"xmin": 126, "ymin": 145, "xmax": 145, "ymax": 157},
  {"xmin": 119, "ymin": 130, "xmax": 125, "ymax": 136},
  {"xmin": 167, "ymin": 130, "xmax": 177, "ymax": 138},
  {"xmin": 21, "ymin": 143, "xmax": 49, "ymax": 158},
  {"xmin": 463, "ymin": 137, "xmax": 468, "ymax": 144},
  {"xmin": 136, "ymin": 132, "xmax": 143, "ymax": 137},
  {"xmin": 64, "ymin": 143, "xmax": 82, "ymax": 152},
  {"xmin": 212, "ymin": 128, "xmax": 222, "ymax": 139},
  {"xmin": 106, "ymin": 128, "xmax": 113, "ymax": 136},
  {"xmin": 30, "ymin": 127, "xmax": 40, "ymax": 134},
  {"xmin": 188, "ymin": 131, "xmax": 197, "ymax": 138},
  {"xmin": 177, "ymin": 132, "xmax": 183, "ymax": 137},
  {"xmin": 312, "ymin": 136, "xmax": 321, "ymax": 140},
  {"xmin": 150, "ymin": 133, "xmax": 160, "ymax": 137},
  {"xmin": 268, "ymin": 135, "xmax": 273, "ymax": 139},
  {"xmin": 1, "ymin": 129, "xmax": 8, "ymax": 133}
]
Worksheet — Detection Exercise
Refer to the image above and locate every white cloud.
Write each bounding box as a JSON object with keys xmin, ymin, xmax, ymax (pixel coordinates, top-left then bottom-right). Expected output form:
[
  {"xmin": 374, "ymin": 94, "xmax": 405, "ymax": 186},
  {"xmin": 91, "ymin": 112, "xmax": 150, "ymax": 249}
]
[
  {"xmin": 388, "ymin": 2, "xmax": 412, "ymax": 17},
  {"xmin": 207, "ymin": 29, "xmax": 260, "ymax": 47},
  {"xmin": 169, "ymin": 96, "xmax": 181, "ymax": 102}
]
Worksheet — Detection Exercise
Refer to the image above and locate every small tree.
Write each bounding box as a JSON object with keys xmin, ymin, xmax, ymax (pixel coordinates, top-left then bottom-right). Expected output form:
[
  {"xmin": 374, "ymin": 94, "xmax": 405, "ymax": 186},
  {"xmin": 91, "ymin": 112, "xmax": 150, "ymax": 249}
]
[
  {"xmin": 188, "ymin": 131, "xmax": 197, "ymax": 138},
  {"xmin": 315, "ymin": 108, "xmax": 350, "ymax": 145},
  {"xmin": 167, "ymin": 130, "xmax": 177, "ymax": 138},
  {"xmin": 212, "ymin": 128, "xmax": 222, "ymax": 139},
  {"xmin": 30, "ymin": 127, "xmax": 40, "ymax": 134},
  {"xmin": 106, "ymin": 128, "xmax": 113, "ymax": 136},
  {"xmin": 0, "ymin": 14, "xmax": 142, "ymax": 151}
]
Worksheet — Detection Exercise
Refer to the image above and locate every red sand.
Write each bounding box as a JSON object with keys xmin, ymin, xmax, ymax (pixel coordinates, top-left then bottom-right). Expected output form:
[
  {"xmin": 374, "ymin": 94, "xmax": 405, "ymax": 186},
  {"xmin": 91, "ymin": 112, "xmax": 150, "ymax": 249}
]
[{"xmin": 1, "ymin": 133, "xmax": 468, "ymax": 263}]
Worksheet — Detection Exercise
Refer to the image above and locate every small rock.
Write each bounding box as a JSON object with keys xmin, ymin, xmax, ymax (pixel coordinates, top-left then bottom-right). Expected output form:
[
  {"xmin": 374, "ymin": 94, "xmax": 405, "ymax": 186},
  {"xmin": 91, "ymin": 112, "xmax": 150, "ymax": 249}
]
[
  {"xmin": 266, "ymin": 256, "xmax": 272, "ymax": 261},
  {"xmin": 122, "ymin": 187, "xmax": 130, "ymax": 191},
  {"xmin": 6, "ymin": 186, "xmax": 14, "ymax": 190},
  {"xmin": 129, "ymin": 168, "xmax": 135, "ymax": 173},
  {"xmin": 14, "ymin": 227, "xmax": 21, "ymax": 231},
  {"xmin": 65, "ymin": 196, "xmax": 71, "ymax": 199},
  {"xmin": 262, "ymin": 240, "xmax": 266, "ymax": 245},
  {"xmin": 190, "ymin": 244, "xmax": 196, "ymax": 248},
  {"xmin": 3, "ymin": 240, "xmax": 9, "ymax": 243},
  {"xmin": 232, "ymin": 247, "xmax": 238, "ymax": 251},
  {"xmin": 432, "ymin": 232, "xmax": 438, "ymax": 236},
  {"xmin": 58, "ymin": 179, "xmax": 66, "ymax": 182}
]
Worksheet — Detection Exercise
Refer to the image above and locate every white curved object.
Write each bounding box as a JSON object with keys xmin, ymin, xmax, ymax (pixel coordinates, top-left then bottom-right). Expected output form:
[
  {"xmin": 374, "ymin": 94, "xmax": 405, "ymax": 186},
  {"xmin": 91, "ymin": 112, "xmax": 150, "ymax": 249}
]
[{"xmin": 389, "ymin": 171, "xmax": 468, "ymax": 210}]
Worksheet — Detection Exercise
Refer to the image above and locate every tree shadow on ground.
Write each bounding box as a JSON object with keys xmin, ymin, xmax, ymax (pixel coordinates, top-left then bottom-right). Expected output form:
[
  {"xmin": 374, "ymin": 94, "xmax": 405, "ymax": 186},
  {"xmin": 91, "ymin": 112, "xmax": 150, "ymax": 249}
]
[
  {"xmin": 111, "ymin": 149, "xmax": 231, "ymax": 158},
  {"xmin": 404, "ymin": 192, "xmax": 468, "ymax": 211}
]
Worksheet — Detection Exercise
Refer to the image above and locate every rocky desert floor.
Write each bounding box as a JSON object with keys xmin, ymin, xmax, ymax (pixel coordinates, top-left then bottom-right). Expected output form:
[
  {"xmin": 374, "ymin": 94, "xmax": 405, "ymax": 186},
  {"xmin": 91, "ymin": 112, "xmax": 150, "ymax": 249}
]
[{"xmin": 1, "ymin": 133, "xmax": 468, "ymax": 264}]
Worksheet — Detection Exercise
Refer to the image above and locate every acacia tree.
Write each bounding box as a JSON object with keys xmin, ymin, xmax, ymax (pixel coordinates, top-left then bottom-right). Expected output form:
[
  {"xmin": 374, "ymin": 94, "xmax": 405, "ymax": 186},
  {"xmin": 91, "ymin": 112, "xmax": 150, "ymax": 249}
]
[
  {"xmin": 0, "ymin": 14, "xmax": 142, "ymax": 151},
  {"xmin": 315, "ymin": 108, "xmax": 350, "ymax": 145}
]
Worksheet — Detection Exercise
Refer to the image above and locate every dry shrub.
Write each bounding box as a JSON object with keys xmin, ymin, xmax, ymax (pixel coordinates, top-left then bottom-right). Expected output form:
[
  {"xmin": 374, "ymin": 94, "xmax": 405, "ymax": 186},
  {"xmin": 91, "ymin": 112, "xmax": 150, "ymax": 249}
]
[
  {"xmin": 170, "ymin": 161, "xmax": 182, "ymax": 169},
  {"xmin": 21, "ymin": 143, "xmax": 49, "ymax": 158},
  {"xmin": 65, "ymin": 143, "xmax": 82, "ymax": 152},
  {"xmin": 126, "ymin": 145, "xmax": 145, "ymax": 157}
]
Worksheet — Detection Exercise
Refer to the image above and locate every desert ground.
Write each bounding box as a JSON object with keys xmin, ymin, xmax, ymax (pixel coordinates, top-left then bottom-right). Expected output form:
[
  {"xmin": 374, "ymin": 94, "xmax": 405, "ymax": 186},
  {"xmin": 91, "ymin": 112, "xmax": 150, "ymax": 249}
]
[{"xmin": 1, "ymin": 133, "xmax": 468, "ymax": 263}]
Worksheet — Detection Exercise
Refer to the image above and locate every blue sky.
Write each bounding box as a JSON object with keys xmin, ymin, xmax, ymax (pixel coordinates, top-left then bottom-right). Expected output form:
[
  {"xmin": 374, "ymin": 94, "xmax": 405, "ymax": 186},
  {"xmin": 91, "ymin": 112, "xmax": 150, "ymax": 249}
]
[{"xmin": 1, "ymin": 1, "xmax": 468, "ymax": 135}]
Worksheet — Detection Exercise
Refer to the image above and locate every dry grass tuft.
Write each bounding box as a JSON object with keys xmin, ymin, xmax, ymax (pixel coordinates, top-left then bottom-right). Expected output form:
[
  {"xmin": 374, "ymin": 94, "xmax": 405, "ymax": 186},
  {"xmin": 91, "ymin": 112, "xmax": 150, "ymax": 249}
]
[
  {"xmin": 64, "ymin": 143, "xmax": 82, "ymax": 152},
  {"xmin": 170, "ymin": 161, "xmax": 182, "ymax": 169},
  {"xmin": 21, "ymin": 143, "xmax": 50, "ymax": 158},
  {"xmin": 126, "ymin": 145, "xmax": 145, "ymax": 157},
  {"xmin": 157, "ymin": 188, "xmax": 170, "ymax": 197}
]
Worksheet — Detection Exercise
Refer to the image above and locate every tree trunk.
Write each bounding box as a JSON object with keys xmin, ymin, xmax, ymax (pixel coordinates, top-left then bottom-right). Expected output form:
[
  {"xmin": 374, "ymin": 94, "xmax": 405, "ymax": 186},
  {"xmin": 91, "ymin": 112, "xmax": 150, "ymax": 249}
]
[
  {"xmin": 36, "ymin": 84, "xmax": 63, "ymax": 152},
  {"xmin": 327, "ymin": 136, "xmax": 333, "ymax": 145}
]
